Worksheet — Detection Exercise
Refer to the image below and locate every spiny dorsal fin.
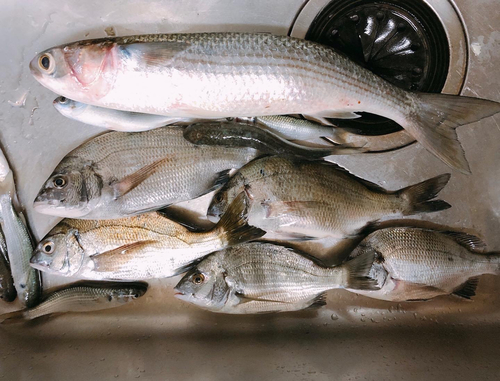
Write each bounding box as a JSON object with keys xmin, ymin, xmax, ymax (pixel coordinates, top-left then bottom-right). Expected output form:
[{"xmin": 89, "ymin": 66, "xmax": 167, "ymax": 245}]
[
  {"xmin": 452, "ymin": 277, "xmax": 479, "ymax": 299},
  {"xmin": 443, "ymin": 231, "xmax": 487, "ymax": 253}
]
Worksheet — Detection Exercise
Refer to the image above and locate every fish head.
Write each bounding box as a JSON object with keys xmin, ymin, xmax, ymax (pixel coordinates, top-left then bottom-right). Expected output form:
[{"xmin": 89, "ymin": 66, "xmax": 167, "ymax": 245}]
[
  {"xmin": 183, "ymin": 123, "xmax": 225, "ymax": 145},
  {"xmin": 207, "ymin": 172, "xmax": 246, "ymax": 221},
  {"xmin": 109, "ymin": 282, "xmax": 149, "ymax": 304},
  {"xmin": 53, "ymin": 96, "xmax": 88, "ymax": 118},
  {"xmin": 31, "ymin": 224, "xmax": 86, "ymax": 277},
  {"xmin": 30, "ymin": 40, "xmax": 118, "ymax": 103},
  {"xmin": 174, "ymin": 256, "xmax": 231, "ymax": 312},
  {"xmin": 34, "ymin": 156, "xmax": 103, "ymax": 218}
]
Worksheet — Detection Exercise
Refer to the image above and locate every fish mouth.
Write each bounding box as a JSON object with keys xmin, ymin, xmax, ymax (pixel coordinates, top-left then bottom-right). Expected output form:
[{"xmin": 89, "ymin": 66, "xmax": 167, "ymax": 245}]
[
  {"xmin": 33, "ymin": 200, "xmax": 88, "ymax": 218},
  {"xmin": 29, "ymin": 260, "xmax": 49, "ymax": 272}
]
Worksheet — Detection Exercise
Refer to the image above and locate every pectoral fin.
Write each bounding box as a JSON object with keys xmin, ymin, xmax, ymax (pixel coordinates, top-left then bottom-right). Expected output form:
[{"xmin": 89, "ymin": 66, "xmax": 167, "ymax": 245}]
[
  {"xmin": 112, "ymin": 156, "xmax": 173, "ymax": 199},
  {"xmin": 91, "ymin": 241, "xmax": 156, "ymax": 272}
]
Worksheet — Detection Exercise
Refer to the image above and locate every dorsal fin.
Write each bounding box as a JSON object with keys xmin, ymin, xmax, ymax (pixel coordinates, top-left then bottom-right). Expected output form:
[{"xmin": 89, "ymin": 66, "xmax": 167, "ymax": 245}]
[
  {"xmin": 452, "ymin": 277, "xmax": 479, "ymax": 299},
  {"xmin": 443, "ymin": 231, "xmax": 487, "ymax": 253}
]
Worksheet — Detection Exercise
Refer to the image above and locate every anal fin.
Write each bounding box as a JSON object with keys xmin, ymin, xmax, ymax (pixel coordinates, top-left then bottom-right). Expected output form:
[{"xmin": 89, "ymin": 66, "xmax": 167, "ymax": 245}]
[
  {"xmin": 304, "ymin": 292, "xmax": 327, "ymax": 310},
  {"xmin": 453, "ymin": 277, "xmax": 479, "ymax": 300}
]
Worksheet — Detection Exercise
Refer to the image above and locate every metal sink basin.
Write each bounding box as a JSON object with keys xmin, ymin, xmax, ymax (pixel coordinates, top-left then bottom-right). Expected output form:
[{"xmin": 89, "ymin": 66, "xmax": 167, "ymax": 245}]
[{"xmin": 0, "ymin": 0, "xmax": 499, "ymax": 379}]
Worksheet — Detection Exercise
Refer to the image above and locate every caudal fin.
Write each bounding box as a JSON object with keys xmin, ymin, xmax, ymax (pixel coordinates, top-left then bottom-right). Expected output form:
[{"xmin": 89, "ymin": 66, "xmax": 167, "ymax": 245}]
[
  {"xmin": 0, "ymin": 310, "xmax": 26, "ymax": 324},
  {"xmin": 341, "ymin": 251, "xmax": 379, "ymax": 290},
  {"xmin": 398, "ymin": 173, "xmax": 451, "ymax": 214},
  {"xmin": 403, "ymin": 93, "xmax": 500, "ymax": 174},
  {"xmin": 216, "ymin": 192, "xmax": 266, "ymax": 246}
]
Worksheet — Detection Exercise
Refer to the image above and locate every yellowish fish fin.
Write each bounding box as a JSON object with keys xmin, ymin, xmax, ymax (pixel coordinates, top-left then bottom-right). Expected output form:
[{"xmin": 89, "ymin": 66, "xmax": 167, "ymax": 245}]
[
  {"xmin": 452, "ymin": 277, "xmax": 479, "ymax": 300},
  {"xmin": 113, "ymin": 156, "xmax": 173, "ymax": 199},
  {"xmin": 91, "ymin": 241, "xmax": 156, "ymax": 272},
  {"xmin": 403, "ymin": 93, "xmax": 500, "ymax": 174},
  {"xmin": 235, "ymin": 292, "xmax": 291, "ymax": 304},
  {"xmin": 398, "ymin": 173, "xmax": 451, "ymax": 214},
  {"xmin": 216, "ymin": 192, "xmax": 266, "ymax": 246}
]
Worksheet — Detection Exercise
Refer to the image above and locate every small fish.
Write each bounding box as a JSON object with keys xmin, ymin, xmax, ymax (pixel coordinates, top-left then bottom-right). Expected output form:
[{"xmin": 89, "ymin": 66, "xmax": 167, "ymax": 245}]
[
  {"xmin": 0, "ymin": 194, "xmax": 42, "ymax": 308},
  {"xmin": 30, "ymin": 193, "xmax": 265, "ymax": 280},
  {"xmin": 347, "ymin": 227, "xmax": 500, "ymax": 302},
  {"xmin": 30, "ymin": 33, "xmax": 500, "ymax": 172},
  {"xmin": 174, "ymin": 242, "xmax": 378, "ymax": 314},
  {"xmin": 0, "ymin": 281, "xmax": 148, "ymax": 324},
  {"xmin": 183, "ymin": 121, "xmax": 364, "ymax": 159},
  {"xmin": 208, "ymin": 156, "xmax": 451, "ymax": 241},
  {"xmin": 53, "ymin": 96, "xmax": 201, "ymax": 131},
  {"xmin": 0, "ymin": 226, "xmax": 16, "ymax": 303},
  {"xmin": 239, "ymin": 116, "xmax": 416, "ymax": 153},
  {"xmin": 33, "ymin": 127, "xmax": 257, "ymax": 219}
]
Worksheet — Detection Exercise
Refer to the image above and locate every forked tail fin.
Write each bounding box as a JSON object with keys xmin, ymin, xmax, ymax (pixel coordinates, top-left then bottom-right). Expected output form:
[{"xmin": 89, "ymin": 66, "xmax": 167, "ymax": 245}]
[
  {"xmin": 403, "ymin": 93, "xmax": 500, "ymax": 174},
  {"xmin": 398, "ymin": 173, "xmax": 451, "ymax": 215}
]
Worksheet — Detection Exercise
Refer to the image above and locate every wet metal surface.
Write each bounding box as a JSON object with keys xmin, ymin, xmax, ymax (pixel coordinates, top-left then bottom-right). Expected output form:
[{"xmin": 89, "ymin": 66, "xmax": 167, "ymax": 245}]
[{"xmin": 0, "ymin": 0, "xmax": 499, "ymax": 380}]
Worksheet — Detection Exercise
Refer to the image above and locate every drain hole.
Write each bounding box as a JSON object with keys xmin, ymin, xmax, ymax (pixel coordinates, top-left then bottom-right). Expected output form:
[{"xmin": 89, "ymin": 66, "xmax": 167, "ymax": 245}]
[{"xmin": 306, "ymin": 0, "xmax": 450, "ymax": 135}]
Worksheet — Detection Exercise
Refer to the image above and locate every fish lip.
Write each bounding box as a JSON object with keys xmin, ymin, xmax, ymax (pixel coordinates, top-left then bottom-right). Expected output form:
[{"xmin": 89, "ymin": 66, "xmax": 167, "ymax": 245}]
[
  {"xmin": 206, "ymin": 214, "xmax": 219, "ymax": 223},
  {"xmin": 29, "ymin": 261, "xmax": 48, "ymax": 271}
]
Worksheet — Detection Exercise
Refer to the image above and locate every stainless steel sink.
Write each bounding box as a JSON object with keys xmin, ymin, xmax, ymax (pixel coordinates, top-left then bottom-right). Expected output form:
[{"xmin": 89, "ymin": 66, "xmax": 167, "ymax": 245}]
[{"xmin": 0, "ymin": 0, "xmax": 499, "ymax": 379}]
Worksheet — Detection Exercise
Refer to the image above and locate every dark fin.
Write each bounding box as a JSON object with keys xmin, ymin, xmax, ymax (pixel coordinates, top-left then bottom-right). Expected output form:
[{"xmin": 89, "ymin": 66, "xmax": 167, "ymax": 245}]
[
  {"xmin": 270, "ymin": 233, "xmax": 318, "ymax": 241},
  {"xmin": 0, "ymin": 310, "xmax": 26, "ymax": 324},
  {"xmin": 91, "ymin": 241, "xmax": 156, "ymax": 272},
  {"xmin": 122, "ymin": 42, "xmax": 191, "ymax": 68},
  {"xmin": 452, "ymin": 277, "xmax": 479, "ymax": 299},
  {"xmin": 303, "ymin": 115, "xmax": 335, "ymax": 126},
  {"xmin": 442, "ymin": 231, "xmax": 487, "ymax": 253},
  {"xmin": 206, "ymin": 169, "xmax": 231, "ymax": 193},
  {"xmin": 342, "ymin": 250, "xmax": 379, "ymax": 290},
  {"xmin": 215, "ymin": 193, "xmax": 266, "ymax": 247},
  {"xmin": 398, "ymin": 173, "xmax": 452, "ymax": 215},
  {"xmin": 304, "ymin": 292, "xmax": 327, "ymax": 310},
  {"xmin": 405, "ymin": 93, "xmax": 500, "ymax": 174},
  {"xmin": 156, "ymin": 208, "xmax": 207, "ymax": 233},
  {"xmin": 112, "ymin": 156, "xmax": 173, "ymax": 199}
]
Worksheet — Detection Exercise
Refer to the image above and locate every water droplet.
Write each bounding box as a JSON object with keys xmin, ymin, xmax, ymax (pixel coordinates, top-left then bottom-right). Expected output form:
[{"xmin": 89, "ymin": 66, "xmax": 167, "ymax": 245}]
[
  {"xmin": 350, "ymin": 14, "xmax": 359, "ymax": 22},
  {"xmin": 330, "ymin": 313, "xmax": 339, "ymax": 321}
]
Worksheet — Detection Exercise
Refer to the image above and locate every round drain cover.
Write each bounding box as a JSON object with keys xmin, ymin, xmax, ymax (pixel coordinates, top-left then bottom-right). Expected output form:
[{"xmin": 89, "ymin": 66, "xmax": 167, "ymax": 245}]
[{"xmin": 305, "ymin": 0, "xmax": 450, "ymax": 135}]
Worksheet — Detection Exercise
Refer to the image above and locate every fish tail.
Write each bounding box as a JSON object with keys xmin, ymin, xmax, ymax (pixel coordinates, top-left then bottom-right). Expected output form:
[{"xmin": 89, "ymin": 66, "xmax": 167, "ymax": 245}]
[
  {"xmin": 216, "ymin": 192, "xmax": 266, "ymax": 247},
  {"xmin": 341, "ymin": 251, "xmax": 379, "ymax": 290},
  {"xmin": 398, "ymin": 173, "xmax": 451, "ymax": 215},
  {"xmin": 401, "ymin": 93, "xmax": 500, "ymax": 174},
  {"xmin": 0, "ymin": 309, "xmax": 27, "ymax": 324}
]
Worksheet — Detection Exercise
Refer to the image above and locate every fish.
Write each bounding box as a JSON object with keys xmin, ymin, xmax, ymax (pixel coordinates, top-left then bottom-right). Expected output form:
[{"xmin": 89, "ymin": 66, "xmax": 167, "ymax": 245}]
[
  {"xmin": 183, "ymin": 120, "xmax": 365, "ymax": 159},
  {"xmin": 29, "ymin": 33, "xmax": 500, "ymax": 173},
  {"xmin": 53, "ymin": 96, "xmax": 203, "ymax": 132},
  {"xmin": 0, "ymin": 281, "xmax": 148, "ymax": 324},
  {"xmin": 33, "ymin": 126, "xmax": 258, "ymax": 219},
  {"xmin": 30, "ymin": 193, "xmax": 265, "ymax": 280},
  {"xmin": 238, "ymin": 116, "xmax": 416, "ymax": 153},
  {"xmin": 346, "ymin": 227, "xmax": 500, "ymax": 302},
  {"xmin": 0, "ymin": 226, "xmax": 16, "ymax": 303},
  {"xmin": 174, "ymin": 242, "xmax": 378, "ymax": 314},
  {"xmin": 208, "ymin": 155, "xmax": 451, "ymax": 241}
]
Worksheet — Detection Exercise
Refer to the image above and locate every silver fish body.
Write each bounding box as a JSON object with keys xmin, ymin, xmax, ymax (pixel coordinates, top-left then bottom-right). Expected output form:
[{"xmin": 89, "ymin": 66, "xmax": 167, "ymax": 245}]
[
  {"xmin": 0, "ymin": 194, "xmax": 41, "ymax": 308},
  {"xmin": 347, "ymin": 227, "xmax": 500, "ymax": 301},
  {"xmin": 0, "ymin": 226, "xmax": 16, "ymax": 303},
  {"xmin": 30, "ymin": 33, "xmax": 500, "ymax": 172},
  {"xmin": 174, "ymin": 242, "xmax": 377, "ymax": 314},
  {"xmin": 30, "ymin": 193, "xmax": 264, "ymax": 280},
  {"xmin": 0, "ymin": 281, "xmax": 148, "ymax": 323},
  {"xmin": 208, "ymin": 156, "xmax": 451, "ymax": 241},
  {"xmin": 53, "ymin": 96, "xmax": 195, "ymax": 131},
  {"xmin": 34, "ymin": 127, "xmax": 257, "ymax": 219}
]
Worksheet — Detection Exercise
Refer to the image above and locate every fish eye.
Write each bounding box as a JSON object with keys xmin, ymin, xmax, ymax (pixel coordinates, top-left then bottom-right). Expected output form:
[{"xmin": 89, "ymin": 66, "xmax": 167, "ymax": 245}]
[
  {"xmin": 214, "ymin": 193, "xmax": 223, "ymax": 203},
  {"xmin": 59, "ymin": 97, "xmax": 68, "ymax": 104},
  {"xmin": 53, "ymin": 176, "xmax": 67, "ymax": 189},
  {"xmin": 43, "ymin": 241, "xmax": 54, "ymax": 254},
  {"xmin": 38, "ymin": 53, "xmax": 55, "ymax": 73},
  {"xmin": 191, "ymin": 273, "xmax": 205, "ymax": 285},
  {"xmin": 133, "ymin": 293, "xmax": 139, "ymax": 298}
]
